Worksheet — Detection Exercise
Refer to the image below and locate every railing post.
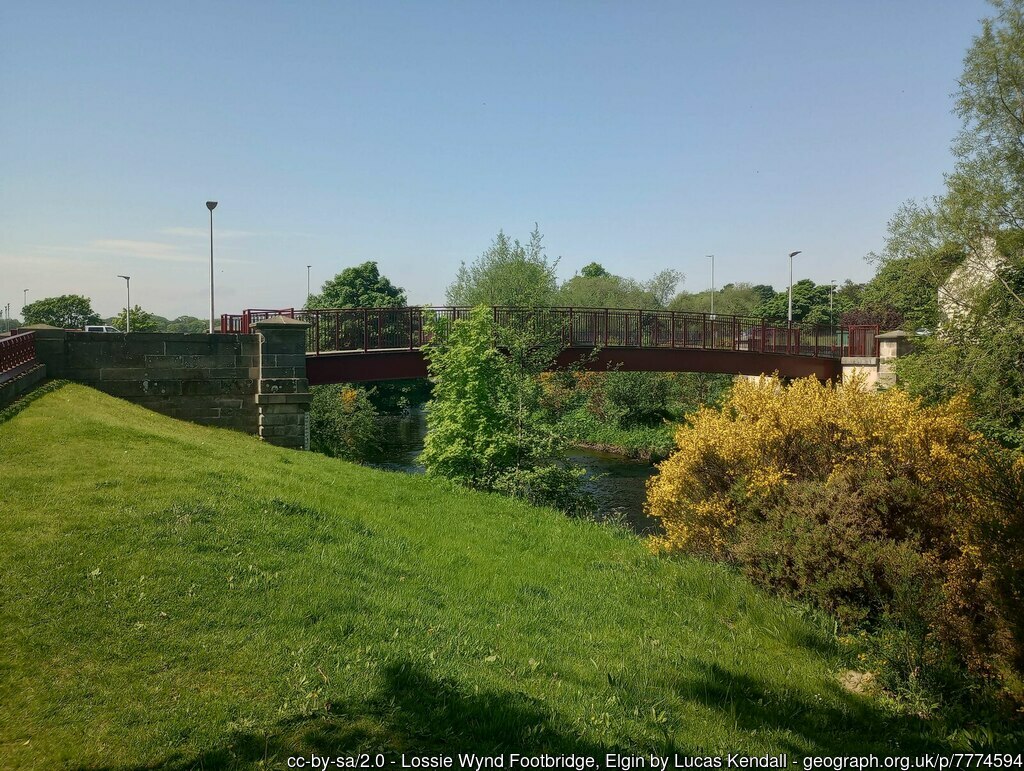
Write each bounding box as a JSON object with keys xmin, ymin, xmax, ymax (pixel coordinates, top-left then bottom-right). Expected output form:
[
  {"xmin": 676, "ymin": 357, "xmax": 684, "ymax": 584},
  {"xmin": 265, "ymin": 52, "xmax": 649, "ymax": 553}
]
[
  {"xmin": 568, "ymin": 307, "xmax": 574, "ymax": 346},
  {"xmin": 702, "ymin": 314, "xmax": 708, "ymax": 349},
  {"xmin": 362, "ymin": 309, "xmax": 369, "ymax": 351},
  {"xmin": 671, "ymin": 312, "xmax": 676, "ymax": 348}
]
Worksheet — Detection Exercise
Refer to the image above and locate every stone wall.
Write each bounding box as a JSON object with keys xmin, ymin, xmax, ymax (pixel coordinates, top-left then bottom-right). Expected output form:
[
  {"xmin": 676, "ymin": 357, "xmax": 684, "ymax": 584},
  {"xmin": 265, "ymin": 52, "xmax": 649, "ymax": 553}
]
[
  {"xmin": 27, "ymin": 326, "xmax": 262, "ymax": 433},
  {"xmin": 19, "ymin": 318, "xmax": 314, "ymax": 449}
]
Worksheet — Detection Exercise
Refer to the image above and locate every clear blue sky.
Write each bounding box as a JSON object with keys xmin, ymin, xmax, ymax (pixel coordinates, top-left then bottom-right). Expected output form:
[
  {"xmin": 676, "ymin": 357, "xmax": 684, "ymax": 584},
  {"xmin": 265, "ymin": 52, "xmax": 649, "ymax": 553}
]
[{"xmin": 0, "ymin": 0, "xmax": 990, "ymax": 319}]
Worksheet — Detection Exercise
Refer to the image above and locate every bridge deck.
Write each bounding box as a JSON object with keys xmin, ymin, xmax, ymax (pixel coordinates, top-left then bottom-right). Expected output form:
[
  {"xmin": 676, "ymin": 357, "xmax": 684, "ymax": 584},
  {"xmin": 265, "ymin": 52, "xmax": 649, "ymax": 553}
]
[{"xmin": 223, "ymin": 306, "xmax": 876, "ymax": 383}]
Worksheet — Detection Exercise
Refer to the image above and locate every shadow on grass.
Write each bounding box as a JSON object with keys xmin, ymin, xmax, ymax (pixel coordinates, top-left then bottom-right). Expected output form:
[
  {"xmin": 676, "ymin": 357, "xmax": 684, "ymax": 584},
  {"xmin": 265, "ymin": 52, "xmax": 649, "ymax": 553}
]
[
  {"xmin": 660, "ymin": 661, "xmax": 944, "ymax": 754},
  {"xmin": 78, "ymin": 660, "xmax": 648, "ymax": 770}
]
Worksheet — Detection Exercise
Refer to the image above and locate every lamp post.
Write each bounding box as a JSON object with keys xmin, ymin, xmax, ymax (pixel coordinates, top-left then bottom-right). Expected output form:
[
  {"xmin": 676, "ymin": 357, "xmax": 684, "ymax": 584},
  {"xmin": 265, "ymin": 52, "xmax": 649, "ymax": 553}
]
[
  {"xmin": 23, "ymin": 289, "xmax": 28, "ymax": 309},
  {"xmin": 206, "ymin": 201, "xmax": 218, "ymax": 333},
  {"xmin": 306, "ymin": 264, "xmax": 312, "ymax": 307},
  {"xmin": 787, "ymin": 251, "xmax": 802, "ymax": 322},
  {"xmin": 117, "ymin": 275, "xmax": 131, "ymax": 333},
  {"xmin": 829, "ymin": 280, "xmax": 837, "ymax": 330},
  {"xmin": 707, "ymin": 254, "xmax": 715, "ymax": 318}
]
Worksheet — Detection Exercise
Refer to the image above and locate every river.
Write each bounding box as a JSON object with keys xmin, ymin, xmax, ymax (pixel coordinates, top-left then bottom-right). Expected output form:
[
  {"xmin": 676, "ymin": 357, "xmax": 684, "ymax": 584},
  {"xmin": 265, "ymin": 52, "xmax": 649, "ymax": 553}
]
[{"xmin": 364, "ymin": 408, "xmax": 662, "ymax": 535}]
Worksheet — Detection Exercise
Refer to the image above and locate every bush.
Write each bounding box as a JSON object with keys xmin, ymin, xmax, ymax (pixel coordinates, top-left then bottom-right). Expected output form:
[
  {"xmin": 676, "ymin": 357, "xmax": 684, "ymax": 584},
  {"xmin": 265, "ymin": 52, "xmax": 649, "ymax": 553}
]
[
  {"xmin": 309, "ymin": 384, "xmax": 380, "ymax": 461},
  {"xmin": 646, "ymin": 375, "xmax": 1022, "ymax": 703},
  {"xmin": 604, "ymin": 372, "xmax": 675, "ymax": 427}
]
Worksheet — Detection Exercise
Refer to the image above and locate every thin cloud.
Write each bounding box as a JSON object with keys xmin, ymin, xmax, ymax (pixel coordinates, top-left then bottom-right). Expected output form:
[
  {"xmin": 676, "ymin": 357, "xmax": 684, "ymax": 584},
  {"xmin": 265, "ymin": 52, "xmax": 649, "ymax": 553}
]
[
  {"xmin": 158, "ymin": 226, "xmax": 260, "ymax": 239},
  {"xmin": 27, "ymin": 240, "xmax": 251, "ymax": 265}
]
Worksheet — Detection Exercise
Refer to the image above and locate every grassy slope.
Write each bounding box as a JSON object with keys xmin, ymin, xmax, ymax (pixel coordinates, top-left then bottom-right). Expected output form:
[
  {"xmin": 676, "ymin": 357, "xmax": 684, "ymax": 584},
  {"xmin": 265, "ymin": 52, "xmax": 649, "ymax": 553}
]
[{"xmin": 0, "ymin": 385, "xmax": 938, "ymax": 769}]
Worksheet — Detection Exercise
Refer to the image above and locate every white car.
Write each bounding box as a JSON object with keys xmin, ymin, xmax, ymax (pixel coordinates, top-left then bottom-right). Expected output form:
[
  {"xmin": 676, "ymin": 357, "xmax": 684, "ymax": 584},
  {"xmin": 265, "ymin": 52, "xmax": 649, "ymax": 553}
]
[{"xmin": 84, "ymin": 325, "xmax": 121, "ymax": 333}]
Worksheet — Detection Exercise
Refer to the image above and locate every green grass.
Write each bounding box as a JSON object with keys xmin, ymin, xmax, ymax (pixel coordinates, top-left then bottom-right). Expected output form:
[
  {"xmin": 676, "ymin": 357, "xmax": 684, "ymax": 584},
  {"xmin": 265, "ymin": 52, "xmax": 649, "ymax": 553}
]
[{"xmin": 0, "ymin": 384, "xmax": 946, "ymax": 768}]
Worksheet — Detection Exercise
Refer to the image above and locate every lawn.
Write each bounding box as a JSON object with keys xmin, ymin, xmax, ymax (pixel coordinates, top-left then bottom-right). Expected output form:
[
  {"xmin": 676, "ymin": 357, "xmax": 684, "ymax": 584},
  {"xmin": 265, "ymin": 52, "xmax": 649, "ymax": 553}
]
[{"xmin": 0, "ymin": 384, "xmax": 942, "ymax": 768}]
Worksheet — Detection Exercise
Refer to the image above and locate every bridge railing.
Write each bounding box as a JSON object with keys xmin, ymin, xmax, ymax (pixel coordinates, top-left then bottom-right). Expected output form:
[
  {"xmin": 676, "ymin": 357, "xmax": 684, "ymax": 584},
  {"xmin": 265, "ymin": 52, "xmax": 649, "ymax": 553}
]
[
  {"xmin": 223, "ymin": 307, "xmax": 876, "ymax": 359},
  {"xmin": 0, "ymin": 331, "xmax": 37, "ymax": 382}
]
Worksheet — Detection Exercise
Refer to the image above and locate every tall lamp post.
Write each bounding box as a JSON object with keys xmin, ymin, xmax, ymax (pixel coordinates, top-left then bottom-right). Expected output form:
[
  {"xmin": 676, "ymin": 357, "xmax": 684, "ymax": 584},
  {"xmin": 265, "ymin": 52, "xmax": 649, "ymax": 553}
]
[
  {"xmin": 707, "ymin": 254, "xmax": 715, "ymax": 318},
  {"xmin": 206, "ymin": 201, "xmax": 218, "ymax": 333},
  {"xmin": 117, "ymin": 275, "xmax": 131, "ymax": 333},
  {"xmin": 306, "ymin": 264, "xmax": 312, "ymax": 307},
  {"xmin": 787, "ymin": 251, "xmax": 802, "ymax": 322},
  {"xmin": 23, "ymin": 289, "xmax": 28, "ymax": 309},
  {"xmin": 829, "ymin": 280, "xmax": 837, "ymax": 329}
]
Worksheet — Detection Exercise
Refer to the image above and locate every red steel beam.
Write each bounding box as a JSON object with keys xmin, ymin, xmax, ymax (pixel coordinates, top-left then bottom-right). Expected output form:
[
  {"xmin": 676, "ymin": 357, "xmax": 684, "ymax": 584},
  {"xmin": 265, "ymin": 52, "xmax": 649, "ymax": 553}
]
[{"xmin": 306, "ymin": 345, "xmax": 842, "ymax": 385}]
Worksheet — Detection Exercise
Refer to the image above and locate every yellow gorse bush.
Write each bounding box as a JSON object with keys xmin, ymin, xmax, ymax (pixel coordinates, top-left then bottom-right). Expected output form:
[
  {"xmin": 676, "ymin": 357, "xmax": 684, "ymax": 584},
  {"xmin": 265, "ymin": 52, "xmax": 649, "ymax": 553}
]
[{"xmin": 646, "ymin": 374, "xmax": 979, "ymax": 555}]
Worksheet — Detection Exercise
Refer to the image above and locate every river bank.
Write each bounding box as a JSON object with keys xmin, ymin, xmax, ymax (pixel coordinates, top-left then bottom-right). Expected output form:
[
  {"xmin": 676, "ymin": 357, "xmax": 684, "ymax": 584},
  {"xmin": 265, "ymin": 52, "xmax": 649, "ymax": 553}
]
[{"xmin": 366, "ymin": 408, "xmax": 664, "ymax": 534}]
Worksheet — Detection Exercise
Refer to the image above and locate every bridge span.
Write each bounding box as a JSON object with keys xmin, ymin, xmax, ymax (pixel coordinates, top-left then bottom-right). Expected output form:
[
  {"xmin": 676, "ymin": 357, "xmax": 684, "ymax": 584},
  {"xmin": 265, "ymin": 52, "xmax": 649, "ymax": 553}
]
[{"xmin": 222, "ymin": 306, "xmax": 878, "ymax": 384}]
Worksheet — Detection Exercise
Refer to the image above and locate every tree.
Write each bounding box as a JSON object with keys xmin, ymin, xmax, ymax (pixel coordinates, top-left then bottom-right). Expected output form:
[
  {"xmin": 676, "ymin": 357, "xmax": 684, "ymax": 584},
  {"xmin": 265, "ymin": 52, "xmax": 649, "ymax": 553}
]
[
  {"xmin": 753, "ymin": 280, "xmax": 856, "ymax": 325},
  {"xmin": 558, "ymin": 273, "xmax": 657, "ymax": 309},
  {"xmin": 22, "ymin": 295, "xmax": 100, "ymax": 329},
  {"xmin": 447, "ymin": 226, "xmax": 559, "ymax": 307},
  {"xmin": 869, "ymin": 2, "xmax": 1024, "ymax": 446},
  {"xmin": 114, "ymin": 305, "xmax": 161, "ymax": 332},
  {"xmin": 669, "ymin": 282, "xmax": 774, "ymax": 317},
  {"xmin": 643, "ymin": 269, "xmax": 683, "ymax": 308},
  {"xmin": 579, "ymin": 262, "xmax": 609, "ymax": 278},
  {"xmin": 420, "ymin": 306, "xmax": 587, "ymax": 512},
  {"xmin": 165, "ymin": 315, "xmax": 208, "ymax": 334},
  {"xmin": 950, "ymin": 0, "xmax": 1024, "ymax": 239},
  {"xmin": 307, "ymin": 261, "xmax": 406, "ymax": 309}
]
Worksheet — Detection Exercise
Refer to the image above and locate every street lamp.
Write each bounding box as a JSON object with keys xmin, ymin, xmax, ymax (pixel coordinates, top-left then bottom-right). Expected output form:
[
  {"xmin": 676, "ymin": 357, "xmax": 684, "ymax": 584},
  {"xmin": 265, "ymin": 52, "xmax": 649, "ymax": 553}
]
[
  {"xmin": 306, "ymin": 264, "xmax": 312, "ymax": 306},
  {"xmin": 206, "ymin": 201, "xmax": 218, "ymax": 333},
  {"xmin": 23, "ymin": 289, "xmax": 28, "ymax": 309},
  {"xmin": 707, "ymin": 254, "xmax": 715, "ymax": 318},
  {"xmin": 117, "ymin": 275, "xmax": 131, "ymax": 333},
  {"xmin": 829, "ymin": 280, "xmax": 837, "ymax": 330},
  {"xmin": 787, "ymin": 251, "xmax": 802, "ymax": 322}
]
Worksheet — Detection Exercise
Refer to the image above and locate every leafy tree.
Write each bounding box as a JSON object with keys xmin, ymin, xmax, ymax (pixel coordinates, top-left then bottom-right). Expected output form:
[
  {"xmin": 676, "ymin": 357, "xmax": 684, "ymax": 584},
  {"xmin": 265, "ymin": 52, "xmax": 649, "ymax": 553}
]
[
  {"xmin": 165, "ymin": 315, "xmax": 208, "ymax": 334},
  {"xmin": 113, "ymin": 305, "xmax": 161, "ymax": 332},
  {"xmin": 754, "ymin": 280, "xmax": 856, "ymax": 326},
  {"xmin": 855, "ymin": 202, "xmax": 964, "ymax": 331},
  {"xmin": 307, "ymin": 261, "xmax": 406, "ymax": 309},
  {"xmin": 447, "ymin": 227, "xmax": 559, "ymax": 307},
  {"xmin": 669, "ymin": 282, "xmax": 775, "ymax": 317},
  {"xmin": 22, "ymin": 295, "xmax": 100, "ymax": 329},
  {"xmin": 420, "ymin": 306, "xmax": 587, "ymax": 512},
  {"xmin": 868, "ymin": 2, "xmax": 1024, "ymax": 446},
  {"xmin": 643, "ymin": 269, "xmax": 683, "ymax": 307},
  {"xmin": 558, "ymin": 273, "xmax": 657, "ymax": 309},
  {"xmin": 579, "ymin": 262, "xmax": 609, "ymax": 278}
]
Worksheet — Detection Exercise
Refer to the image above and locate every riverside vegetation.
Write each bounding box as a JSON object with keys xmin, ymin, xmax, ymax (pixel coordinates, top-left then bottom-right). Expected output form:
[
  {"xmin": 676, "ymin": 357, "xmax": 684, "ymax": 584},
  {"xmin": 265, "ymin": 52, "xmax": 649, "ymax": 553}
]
[{"xmin": 0, "ymin": 383, "xmax": 966, "ymax": 767}]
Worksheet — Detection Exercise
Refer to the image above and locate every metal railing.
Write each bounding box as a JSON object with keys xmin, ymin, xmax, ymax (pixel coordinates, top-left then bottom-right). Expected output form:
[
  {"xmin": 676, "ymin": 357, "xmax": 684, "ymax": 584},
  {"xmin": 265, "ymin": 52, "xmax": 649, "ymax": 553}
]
[
  {"xmin": 222, "ymin": 307, "xmax": 880, "ymax": 360},
  {"xmin": 0, "ymin": 331, "xmax": 37, "ymax": 380}
]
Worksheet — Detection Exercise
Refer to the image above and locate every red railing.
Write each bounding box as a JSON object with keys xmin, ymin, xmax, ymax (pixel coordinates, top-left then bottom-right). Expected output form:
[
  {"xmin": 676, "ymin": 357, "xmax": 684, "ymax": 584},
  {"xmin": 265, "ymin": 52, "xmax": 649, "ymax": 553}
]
[
  {"xmin": 0, "ymin": 331, "xmax": 37, "ymax": 380},
  {"xmin": 222, "ymin": 307, "xmax": 878, "ymax": 360}
]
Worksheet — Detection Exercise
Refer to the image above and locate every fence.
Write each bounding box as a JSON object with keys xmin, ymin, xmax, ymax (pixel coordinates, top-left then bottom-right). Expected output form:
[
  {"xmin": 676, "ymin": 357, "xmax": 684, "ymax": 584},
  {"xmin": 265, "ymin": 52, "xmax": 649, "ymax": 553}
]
[
  {"xmin": 0, "ymin": 331, "xmax": 36, "ymax": 380},
  {"xmin": 222, "ymin": 307, "xmax": 878, "ymax": 360}
]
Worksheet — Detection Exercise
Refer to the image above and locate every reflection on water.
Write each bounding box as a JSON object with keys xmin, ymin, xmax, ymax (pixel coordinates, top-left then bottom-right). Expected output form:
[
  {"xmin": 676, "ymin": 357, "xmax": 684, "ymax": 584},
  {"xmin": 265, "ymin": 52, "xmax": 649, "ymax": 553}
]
[{"xmin": 364, "ymin": 408, "xmax": 661, "ymax": 535}]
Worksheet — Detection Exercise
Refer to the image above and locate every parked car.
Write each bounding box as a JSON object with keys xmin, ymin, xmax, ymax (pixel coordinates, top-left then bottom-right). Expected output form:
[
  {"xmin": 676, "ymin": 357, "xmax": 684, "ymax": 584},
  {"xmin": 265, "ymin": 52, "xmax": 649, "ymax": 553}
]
[{"xmin": 84, "ymin": 325, "xmax": 121, "ymax": 333}]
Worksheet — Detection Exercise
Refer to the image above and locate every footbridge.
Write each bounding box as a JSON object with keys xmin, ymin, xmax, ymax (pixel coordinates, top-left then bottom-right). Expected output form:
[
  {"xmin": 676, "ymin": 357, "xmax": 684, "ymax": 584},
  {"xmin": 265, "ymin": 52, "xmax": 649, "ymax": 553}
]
[
  {"xmin": 4, "ymin": 307, "xmax": 886, "ymax": 451},
  {"xmin": 222, "ymin": 306, "xmax": 879, "ymax": 384}
]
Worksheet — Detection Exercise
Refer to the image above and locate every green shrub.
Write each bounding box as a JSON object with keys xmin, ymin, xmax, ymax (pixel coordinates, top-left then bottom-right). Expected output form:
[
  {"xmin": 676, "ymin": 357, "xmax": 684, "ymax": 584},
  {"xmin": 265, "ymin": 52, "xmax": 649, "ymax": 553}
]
[
  {"xmin": 309, "ymin": 384, "xmax": 380, "ymax": 461},
  {"xmin": 604, "ymin": 371, "xmax": 675, "ymax": 427}
]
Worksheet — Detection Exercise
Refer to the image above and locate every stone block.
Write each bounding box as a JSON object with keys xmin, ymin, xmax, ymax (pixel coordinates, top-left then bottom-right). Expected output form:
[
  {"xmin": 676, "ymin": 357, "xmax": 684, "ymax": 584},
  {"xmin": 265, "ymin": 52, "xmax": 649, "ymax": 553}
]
[{"xmin": 255, "ymin": 393, "xmax": 312, "ymax": 405}]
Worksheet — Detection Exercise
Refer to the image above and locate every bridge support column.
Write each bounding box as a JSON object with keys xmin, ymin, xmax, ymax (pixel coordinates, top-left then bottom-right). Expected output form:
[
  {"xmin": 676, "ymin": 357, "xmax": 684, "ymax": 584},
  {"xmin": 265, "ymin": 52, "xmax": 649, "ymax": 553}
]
[
  {"xmin": 841, "ymin": 329, "xmax": 912, "ymax": 389},
  {"xmin": 252, "ymin": 316, "xmax": 312, "ymax": 450}
]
